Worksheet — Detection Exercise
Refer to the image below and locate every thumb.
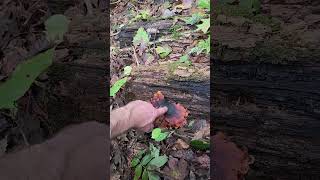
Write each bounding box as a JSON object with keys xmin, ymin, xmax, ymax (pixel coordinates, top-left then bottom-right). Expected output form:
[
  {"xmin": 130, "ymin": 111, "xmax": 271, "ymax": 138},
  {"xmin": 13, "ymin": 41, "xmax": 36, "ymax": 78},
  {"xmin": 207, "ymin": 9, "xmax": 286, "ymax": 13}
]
[{"xmin": 154, "ymin": 107, "xmax": 168, "ymax": 117}]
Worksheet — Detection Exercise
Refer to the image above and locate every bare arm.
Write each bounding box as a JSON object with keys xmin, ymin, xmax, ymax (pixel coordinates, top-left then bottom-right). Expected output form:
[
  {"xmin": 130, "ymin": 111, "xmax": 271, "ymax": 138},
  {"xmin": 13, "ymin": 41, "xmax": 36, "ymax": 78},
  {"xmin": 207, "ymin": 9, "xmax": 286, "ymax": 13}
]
[{"xmin": 110, "ymin": 100, "xmax": 168, "ymax": 138}]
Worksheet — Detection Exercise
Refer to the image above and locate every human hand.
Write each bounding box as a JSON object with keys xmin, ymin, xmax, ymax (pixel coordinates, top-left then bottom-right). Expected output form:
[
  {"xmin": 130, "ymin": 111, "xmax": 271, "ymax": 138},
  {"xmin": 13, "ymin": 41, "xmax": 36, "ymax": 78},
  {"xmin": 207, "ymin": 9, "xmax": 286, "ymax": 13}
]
[{"xmin": 125, "ymin": 100, "xmax": 168, "ymax": 132}]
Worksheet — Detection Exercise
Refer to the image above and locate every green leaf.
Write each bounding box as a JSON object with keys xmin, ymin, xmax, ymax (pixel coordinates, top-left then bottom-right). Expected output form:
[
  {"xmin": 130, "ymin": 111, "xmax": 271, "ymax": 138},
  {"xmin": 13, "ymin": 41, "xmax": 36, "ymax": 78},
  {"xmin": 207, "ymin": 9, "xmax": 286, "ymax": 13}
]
[
  {"xmin": 196, "ymin": 18, "xmax": 210, "ymax": 34},
  {"xmin": 184, "ymin": 13, "xmax": 204, "ymax": 25},
  {"xmin": 155, "ymin": 45, "xmax": 172, "ymax": 58},
  {"xmin": 131, "ymin": 149, "xmax": 147, "ymax": 167},
  {"xmin": 148, "ymin": 171, "xmax": 160, "ymax": 180},
  {"xmin": 123, "ymin": 66, "xmax": 132, "ymax": 76},
  {"xmin": 131, "ymin": 158, "xmax": 140, "ymax": 168},
  {"xmin": 189, "ymin": 36, "xmax": 210, "ymax": 55},
  {"xmin": 151, "ymin": 128, "xmax": 169, "ymax": 142},
  {"xmin": 45, "ymin": 14, "xmax": 70, "ymax": 42},
  {"xmin": 134, "ymin": 164, "xmax": 143, "ymax": 180},
  {"xmin": 0, "ymin": 48, "xmax": 54, "ymax": 109},
  {"xmin": 190, "ymin": 140, "xmax": 210, "ymax": 150},
  {"xmin": 178, "ymin": 55, "xmax": 192, "ymax": 65},
  {"xmin": 142, "ymin": 169, "xmax": 149, "ymax": 180},
  {"xmin": 141, "ymin": 154, "xmax": 153, "ymax": 166},
  {"xmin": 198, "ymin": 0, "xmax": 210, "ymax": 10},
  {"xmin": 150, "ymin": 147, "xmax": 160, "ymax": 158},
  {"xmin": 110, "ymin": 77, "xmax": 127, "ymax": 97},
  {"xmin": 148, "ymin": 155, "xmax": 168, "ymax": 169},
  {"xmin": 133, "ymin": 27, "xmax": 150, "ymax": 46}
]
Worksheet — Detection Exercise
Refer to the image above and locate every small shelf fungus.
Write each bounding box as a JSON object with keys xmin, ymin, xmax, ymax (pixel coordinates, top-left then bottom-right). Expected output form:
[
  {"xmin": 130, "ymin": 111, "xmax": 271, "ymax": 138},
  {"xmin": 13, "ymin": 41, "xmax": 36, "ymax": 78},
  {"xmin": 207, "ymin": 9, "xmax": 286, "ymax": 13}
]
[{"xmin": 151, "ymin": 91, "xmax": 189, "ymax": 128}]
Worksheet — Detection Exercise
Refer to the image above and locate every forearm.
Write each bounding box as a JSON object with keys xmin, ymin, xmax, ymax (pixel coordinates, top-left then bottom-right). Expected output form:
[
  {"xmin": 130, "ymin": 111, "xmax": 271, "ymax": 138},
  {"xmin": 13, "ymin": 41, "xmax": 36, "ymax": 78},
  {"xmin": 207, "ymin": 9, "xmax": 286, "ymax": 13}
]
[
  {"xmin": 0, "ymin": 122, "xmax": 107, "ymax": 180},
  {"xmin": 110, "ymin": 106, "xmax": 132, "ymax": 138}
]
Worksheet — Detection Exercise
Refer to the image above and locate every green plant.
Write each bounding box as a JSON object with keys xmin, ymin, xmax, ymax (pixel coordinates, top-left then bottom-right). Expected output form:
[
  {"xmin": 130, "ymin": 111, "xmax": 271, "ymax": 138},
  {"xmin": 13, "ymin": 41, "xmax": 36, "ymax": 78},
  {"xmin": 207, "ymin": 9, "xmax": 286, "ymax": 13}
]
[
  {"xmin": 198, "ymin": 0, "xmax": 210, "ymax": 10},
  {"xmin": 110, "ymin": 65, "xmax": 133, "ymax": 97},
  {"xmin": 155, "ymin": 45, "xmax": 172, "ymax": 58},
  {"xmin": 189, "ymin": 36, "xmax": 210, "ymax": 55},
  {"xmin": 131, "ymin": 9, "xmax": 151, "ymax": 22},
  {"xmin": 184, "ymin": 12, "xmax": 205, "ymax": 25},
  {"xmin": 178, "ymin": 54, "xmax": 192, "ymax": 66},
  {"xmin": 0, "ymin": 14, "xmax": 69, "ymax": 109},
  {"xmin": 131, "ymin": 144, "xmax": 168, "ymax": 180},
  {"xmin": 190, "ymin": 139, "xmax": 210, "ymax": 150},
  {"xmin": 196, "ymin": 18, "xmax": 210, "ymax": 34},
  {"xmin": 151, "ymin": 128, "xmax": 169, "ymax": 142},
  {"xmin": 169, "ymin": 25, "xmax": 182, "ymax": 39},
  {"xmin": 133, "ymin": 27, "xmax": 150, "ymax": 47}
]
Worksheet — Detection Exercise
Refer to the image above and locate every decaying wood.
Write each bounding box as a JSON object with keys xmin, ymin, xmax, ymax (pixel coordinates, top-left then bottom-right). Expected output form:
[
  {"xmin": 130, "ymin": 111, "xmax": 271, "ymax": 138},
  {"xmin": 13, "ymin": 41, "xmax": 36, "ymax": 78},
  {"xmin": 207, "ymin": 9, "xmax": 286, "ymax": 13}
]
[
  {"xmin": 213, "ymin": 58, "xmax": 320, "ymax": 179},
  {"xmin": 117, "ymin": 18, "xmax": 200, "ymax": 48},
  {"xmin": 126, "ymin": 62, "xmax": 210, "ymax": 121},
  {"xmin": 44, "ymin": 11, "xmax": 108, "ymax": 134}
]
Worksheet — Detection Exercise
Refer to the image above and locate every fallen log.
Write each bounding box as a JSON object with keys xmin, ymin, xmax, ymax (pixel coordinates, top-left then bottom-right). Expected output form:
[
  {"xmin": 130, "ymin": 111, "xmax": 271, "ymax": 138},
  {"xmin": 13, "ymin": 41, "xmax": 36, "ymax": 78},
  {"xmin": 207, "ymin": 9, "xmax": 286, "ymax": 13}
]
[
  {"xmin": 213, "ymin": 60, "xmax": 320, "ymax": 179},
  {"xmin": 126, "ymin": 62, "xmax": 210, "ymax": 121}
]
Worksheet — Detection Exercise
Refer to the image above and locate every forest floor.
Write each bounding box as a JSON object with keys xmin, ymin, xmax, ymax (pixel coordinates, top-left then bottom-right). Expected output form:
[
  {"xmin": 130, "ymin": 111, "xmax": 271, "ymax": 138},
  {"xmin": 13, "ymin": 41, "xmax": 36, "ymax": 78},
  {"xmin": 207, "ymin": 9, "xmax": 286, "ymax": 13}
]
[{"xmin": 110, "ymin": 0, "xmax": 211, "ymax": 179}]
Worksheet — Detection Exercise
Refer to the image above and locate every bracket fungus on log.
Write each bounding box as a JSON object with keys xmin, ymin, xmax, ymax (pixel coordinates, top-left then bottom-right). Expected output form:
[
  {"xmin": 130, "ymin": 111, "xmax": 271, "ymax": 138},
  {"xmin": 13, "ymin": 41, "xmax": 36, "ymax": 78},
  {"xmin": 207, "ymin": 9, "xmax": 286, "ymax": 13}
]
[{"xmin": 151, "ymin": 91, "xmax": 189, "ymax": 128}]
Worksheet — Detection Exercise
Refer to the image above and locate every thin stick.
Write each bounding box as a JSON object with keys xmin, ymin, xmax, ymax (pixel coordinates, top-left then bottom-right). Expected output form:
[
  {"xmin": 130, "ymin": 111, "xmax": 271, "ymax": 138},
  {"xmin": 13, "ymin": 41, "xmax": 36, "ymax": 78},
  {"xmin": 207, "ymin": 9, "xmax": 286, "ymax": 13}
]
[{"xmin": 132, "ymin": 46, "xmax": 139, "ymax": 67}]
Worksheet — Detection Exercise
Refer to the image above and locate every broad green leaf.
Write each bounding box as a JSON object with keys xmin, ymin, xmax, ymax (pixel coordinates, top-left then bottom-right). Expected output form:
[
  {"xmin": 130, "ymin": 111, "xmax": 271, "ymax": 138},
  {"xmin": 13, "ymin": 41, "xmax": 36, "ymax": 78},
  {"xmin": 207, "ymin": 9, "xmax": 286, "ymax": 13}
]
[
  {"xmin": 190, "ymin": 140, "xmax": 210, "ymax": 150},
  {"xmin": 198, "ymin": 0, "xmax": 210, "ymax": 10},
  {"xmin": 178, "ymin": 55, "xmax": 192, "ymax": 65},
  {"xmin": 148, "ymin": 171, "xmax": 160, "ymax": 180},
  {"xmin": 142, "ymin": 169, "xmax": 149, "ymax": 180},
  {"xmin": 110, "ymin": 77, "xmax": 127, "ymax": 97},
  {"xmin": 150, "ymin": 147, "xmax": 160, "ymax": 158},
  {"xmin": 123, "ymin": 66, "xmax": 132, "ymax": 76},
  {"xmin": 0, "ymin": 48, "xmax": 54, "ymax": 109},
  {"xmin": 131, "ymin": 158, "xmax": 140, "ymax": 168},
  {"xmin": 141, "ymin": 154, "xmax": 153, "ymax": 166},
  {"xmin": 155, "ymin": 45, "xmax": 172, "ymax": 58},
  {"xmin": 148, "ymin": 155, "xmax": 168, "ymax": 169},
  {"xmin": 151, "ymin": 128, "xmax": 169, "ymax": 142},
  {"xmin": 133, "ymin": 27, "xmax": 150, "ymax": 46},
  {"xmin": 184, "ymin": 13, "xmax": 204, "ymax": 25},
  {"xmin": 196, "ymin": 18, "xmax": 210, "ymax": 34},
  {"xmin": 134, "ymin": 164, "xmax": 143, "ymax": 180},
  {"xmin": 45, "ymin": 14, "xmax": 69, "ymax": 42},
  {"xmin": 131, "ymin": 149, "xmax": 147, "ymax": 167}
]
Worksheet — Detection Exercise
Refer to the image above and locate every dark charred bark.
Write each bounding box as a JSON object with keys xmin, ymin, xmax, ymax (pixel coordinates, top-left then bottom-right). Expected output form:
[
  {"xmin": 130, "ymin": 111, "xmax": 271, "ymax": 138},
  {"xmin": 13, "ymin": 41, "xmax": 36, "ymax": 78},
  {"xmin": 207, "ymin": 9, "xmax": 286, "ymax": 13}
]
[{"xmin": 213, "ymin": 60, "xmax": 320, "ymax": 179}]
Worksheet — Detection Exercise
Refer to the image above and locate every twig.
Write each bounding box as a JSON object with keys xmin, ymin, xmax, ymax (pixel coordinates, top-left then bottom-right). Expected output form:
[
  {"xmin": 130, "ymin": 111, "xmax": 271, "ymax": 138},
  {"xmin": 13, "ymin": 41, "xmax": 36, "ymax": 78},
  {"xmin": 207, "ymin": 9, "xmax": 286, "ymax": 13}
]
[
  {"xmin": 110, "ymin": 0, "xmax": 121, "ymax": 5},
  {"xmin": 132, "ymin": 46, "xmax": 140, "ymax": 67}
]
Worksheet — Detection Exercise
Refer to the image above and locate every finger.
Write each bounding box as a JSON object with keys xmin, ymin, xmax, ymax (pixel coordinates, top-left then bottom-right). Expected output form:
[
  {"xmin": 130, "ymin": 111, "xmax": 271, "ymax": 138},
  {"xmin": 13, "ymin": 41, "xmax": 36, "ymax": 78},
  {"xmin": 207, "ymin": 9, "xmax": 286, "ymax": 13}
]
[
  {"xmin": 154, "ymin": 107, "xmax": 168, "ymax": 117},
  {"xmin": 139, "ymin": 123, "xmax": 154, "ymax": 132}
]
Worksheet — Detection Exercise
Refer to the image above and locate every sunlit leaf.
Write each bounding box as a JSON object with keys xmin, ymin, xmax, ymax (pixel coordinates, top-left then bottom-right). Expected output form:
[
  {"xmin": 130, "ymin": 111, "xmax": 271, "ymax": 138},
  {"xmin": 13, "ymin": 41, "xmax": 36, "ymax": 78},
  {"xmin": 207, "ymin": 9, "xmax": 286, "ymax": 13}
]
[
  {"xmin": 123, "ymin": 66, "xmax": 132, "ymax": 76},
  {"xmin": 110, "ymin": 77, "xmax": 127, "ymax": 97},
  {"xmin": 155, "ymin": 45, "xmax": 172, "ymax": 58},
  {"xmin": 133, "ymin": 27, "xmax": 150, "ymax": 46},
  {"xmin": 184, "ymin": 13, "xmax": 204, "ymax": 25},
  {"xmin": 196, "ymin": 18, "xmax": 210, "ymax": 34},
  {"xmin": 0, "ymin": 48, "xmax": 54, "ymax": 109},
  {"xmin": 151, "ymin": 128, "xmax": 169, "ymax": 142},
  {"xmin": 198, "ymin": 0, "xmax": 210, "ymax": 10}
]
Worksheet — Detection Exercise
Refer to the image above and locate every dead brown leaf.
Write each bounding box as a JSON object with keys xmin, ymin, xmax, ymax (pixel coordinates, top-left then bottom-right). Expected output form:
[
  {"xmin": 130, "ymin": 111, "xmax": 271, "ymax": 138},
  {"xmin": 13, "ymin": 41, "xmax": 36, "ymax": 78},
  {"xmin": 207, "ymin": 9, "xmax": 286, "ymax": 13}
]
[
  {"xmin": 163, "ymin": 158, "xmax": 189, "ymax": 180},
  {"xmin": 174, "ymin": 138, "xmax": 190, "ymax": 149}
]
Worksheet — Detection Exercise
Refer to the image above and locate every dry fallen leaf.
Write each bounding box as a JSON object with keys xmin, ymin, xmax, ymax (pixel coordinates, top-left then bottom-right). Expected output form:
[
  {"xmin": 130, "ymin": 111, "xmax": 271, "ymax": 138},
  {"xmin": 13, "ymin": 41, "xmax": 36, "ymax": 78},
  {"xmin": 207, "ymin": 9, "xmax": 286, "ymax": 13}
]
[
  {"xmin": 174, "ymin": 138, "xmax": 190, "ymax": 149},
  {"xmin": 196, "ymin": 154, "xmax": 210, "ymax": 169}
]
